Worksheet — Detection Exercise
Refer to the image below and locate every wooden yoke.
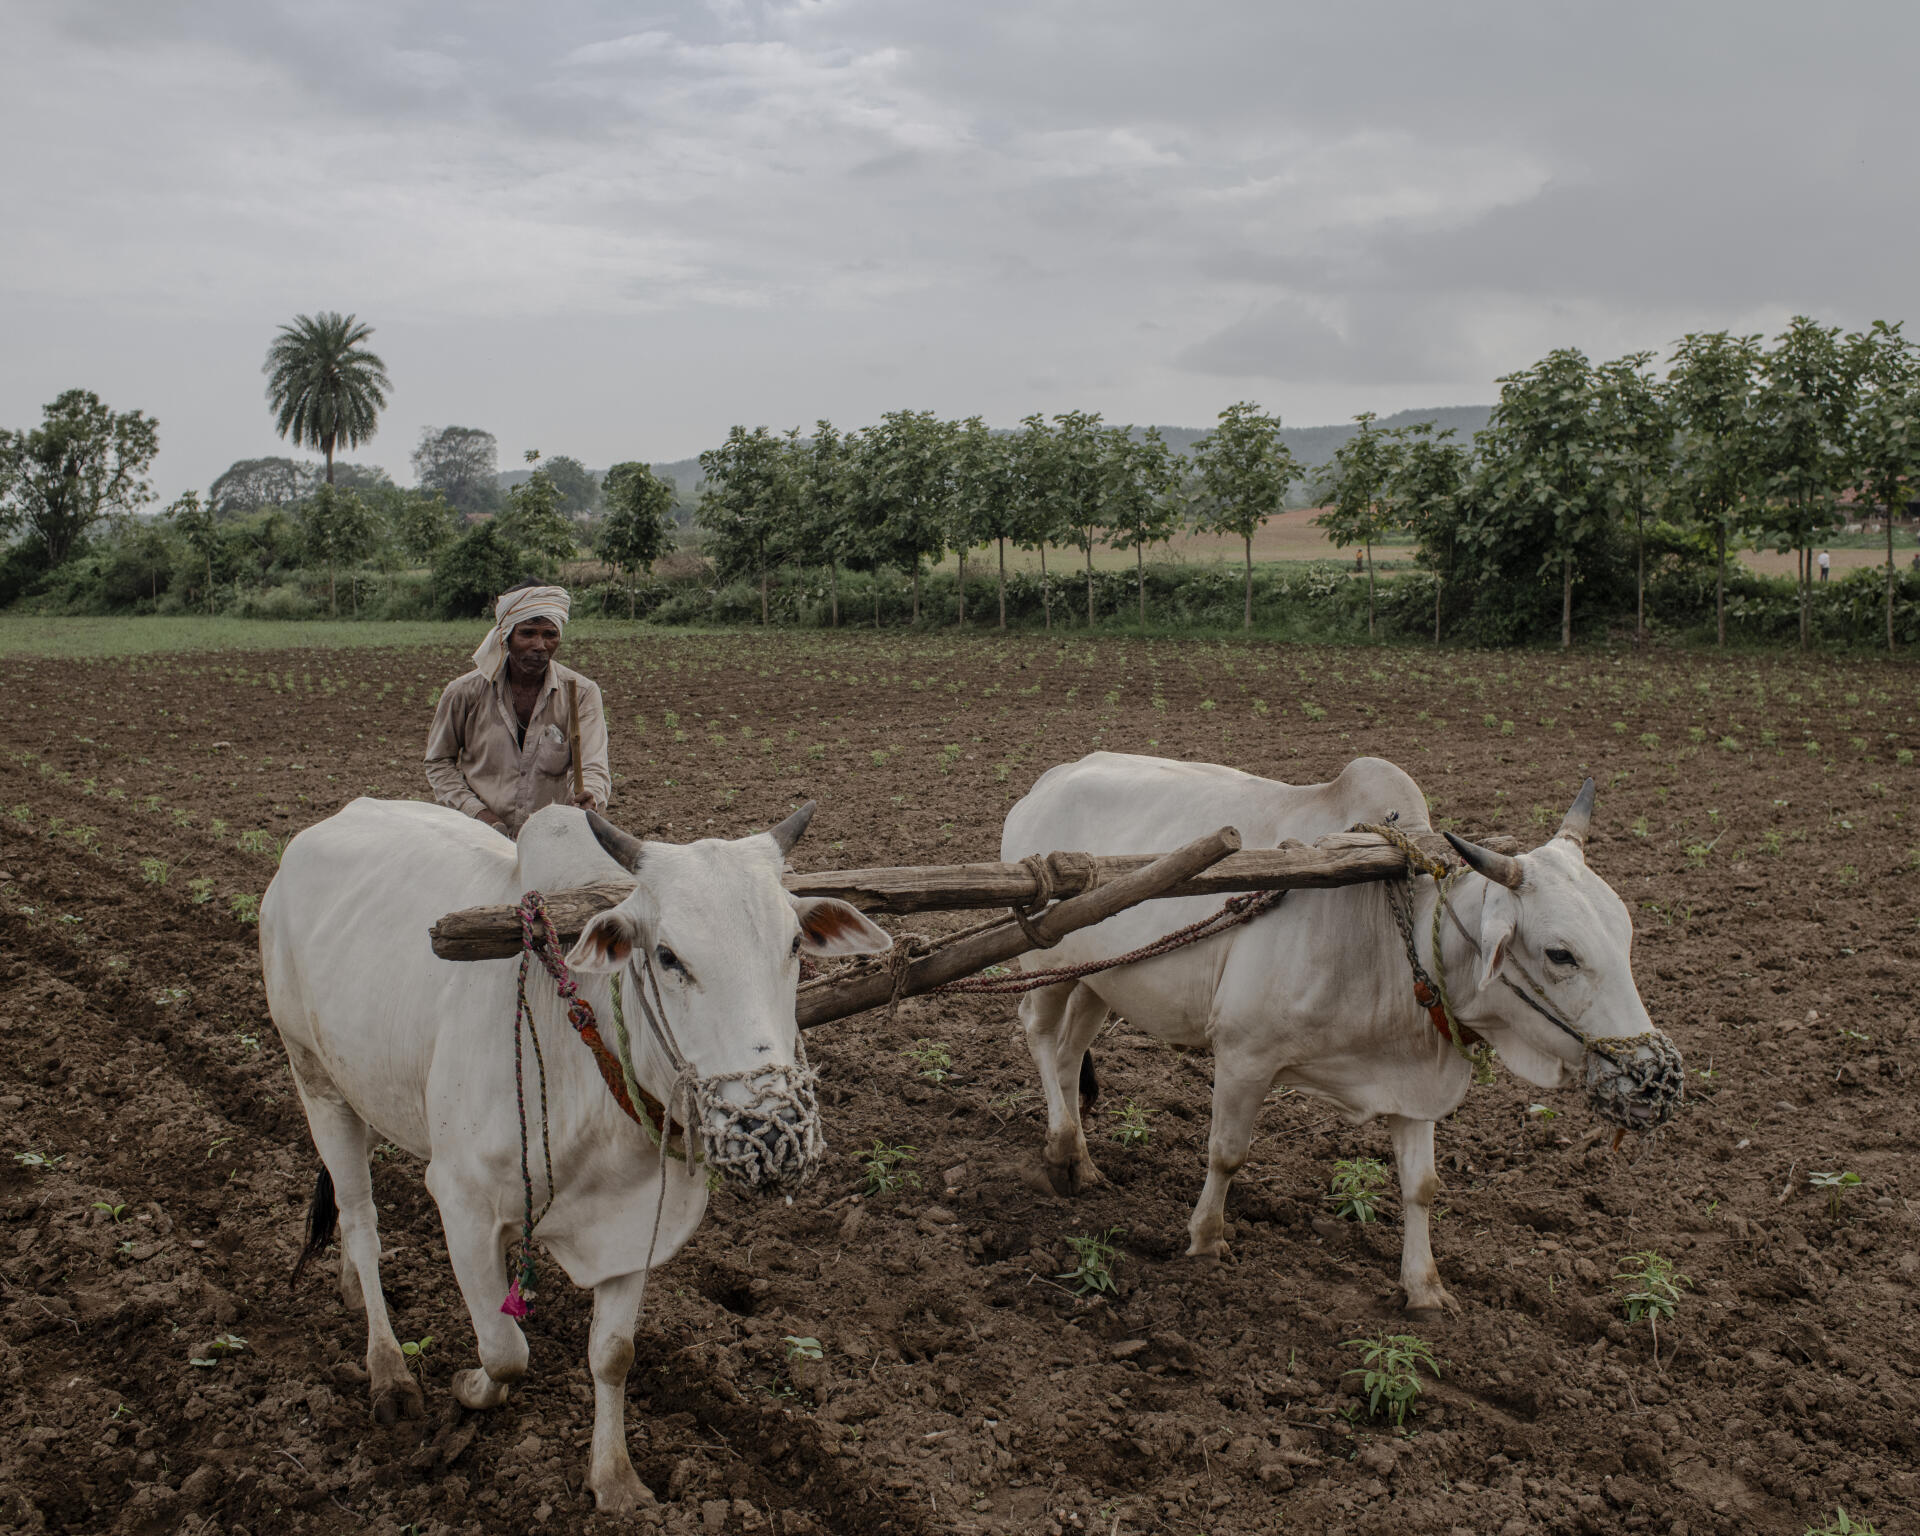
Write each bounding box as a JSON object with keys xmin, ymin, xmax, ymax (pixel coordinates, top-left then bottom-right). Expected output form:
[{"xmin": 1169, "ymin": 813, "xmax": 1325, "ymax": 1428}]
[
  {"xmin": 794, "ymin": 826, "xmax": 1242, "ymax": 1030},
  {"xmin": 426, "ymin": 827, "xmax": 1476, "ymax": 964}
]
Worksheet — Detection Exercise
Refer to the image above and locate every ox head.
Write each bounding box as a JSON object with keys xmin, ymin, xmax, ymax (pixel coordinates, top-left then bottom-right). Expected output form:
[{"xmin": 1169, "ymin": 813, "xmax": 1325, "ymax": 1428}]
[
  {"xmin": 562, "ymin": 801, "xmax": 891, "ymax": 1190},
  {"xmin": 1443, "ymin": 779, "xmax": 1682, "ymax": 1130}
]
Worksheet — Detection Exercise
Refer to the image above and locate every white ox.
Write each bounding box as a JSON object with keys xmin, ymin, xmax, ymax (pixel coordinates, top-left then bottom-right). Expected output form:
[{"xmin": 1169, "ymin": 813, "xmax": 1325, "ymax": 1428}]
[
  {"xmin": 261, "ymin": 797, "xmax": 889, "ymax": 1510},
  {"xmin": 1002, "ymin": 753, "xmax": 1681, "ymax": 1312}
]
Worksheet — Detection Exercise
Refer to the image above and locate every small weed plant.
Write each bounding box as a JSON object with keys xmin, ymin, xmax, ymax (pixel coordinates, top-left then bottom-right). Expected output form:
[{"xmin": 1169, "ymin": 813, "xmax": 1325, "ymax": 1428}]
[
  {"xmin": 1058, "ymin": 1228, "xmax": 1124, "ymax": 1296},
  {"xmin": 138, "ymin": 857, "xmax": 169, "ymax": 886},
  {"xmin": 1615, "ymin": 1249, "xmax": 1690, "ymax": 1358},
  {"xmin": 903, "ymin": 1040, "xmax": 952, "ymax": 1083},
  {"xmin": 1327, "ymin": 1157, "xmax": 1390, "ymax": 1222},
  {"xmin": 858, "ymin": 1139, "xmax": 921, "ymax": 1195},
  {"xmin": 1342, "ymin": 1333, "xmax": 1442, "ymax": 1428},
  {"xmin": 784, "ymin": 1335, "xmax": 824, "ymax": 1362},
  {"xmin": 1110, "ymin": 1098, "xmax": 1152, "ymax": 1147},
  {"xmin": 400, "ymin": 1335, "xmax": 434, "ymax": 1359},
  {"xmin": 1804, "ymin": 1509, "xmax": 1880, "ymax": 1536},
  {"xmin": 14, "ymin": 1150, "xmax": 65, "ymax": 1171},
  {"xmin": 229, "ymin": 893, "xmax": 261, "ymax": 924}
]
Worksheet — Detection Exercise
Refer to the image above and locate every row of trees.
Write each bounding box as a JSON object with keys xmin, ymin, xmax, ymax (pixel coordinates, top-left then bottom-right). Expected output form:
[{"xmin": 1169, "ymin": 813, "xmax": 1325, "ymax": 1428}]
[
  {"xmin": 1314, "ymin": 317, "xmax": 1917, "ymax": 652},
  {"xmin": 697, "ymin": 404, "xmax": 1299, "ymax": 630}
]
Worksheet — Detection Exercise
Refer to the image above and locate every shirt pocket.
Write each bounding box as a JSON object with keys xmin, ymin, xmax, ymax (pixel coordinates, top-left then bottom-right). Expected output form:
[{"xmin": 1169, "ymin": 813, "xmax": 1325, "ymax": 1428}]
[{"xmin": 533, "ymin": 723, "xmax": 572, "ymax": 777}]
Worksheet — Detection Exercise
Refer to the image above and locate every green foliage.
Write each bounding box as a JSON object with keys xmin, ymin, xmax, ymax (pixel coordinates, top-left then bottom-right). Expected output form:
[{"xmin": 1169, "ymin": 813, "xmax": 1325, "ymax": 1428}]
[
  {"xmin": 600, "ymin": 461, "xmax": 678, "ymax": 610},
  {"xmin": 783, "ymin": 1335, "xmax": 824, "ymax": 1362},
  {"xmin": 263, "ymin": 311, "xmax": 389, "ymax": 481},
  {"xmin": 1057, "ymin": 1228, "xmax": 1124, "ymax": 1295},
  {"xmin": 495, "ymin": 452, "xmax": 577, "ymax": 578},
  {"xmin": 1327, "ymin": 1157, "xmax": 1391, "ymax": 1222},
  {"xmin": 1191, "ymin": 401, "xmax": 1300, "ymax": 627},
  {"xmin": 1342, "ymin": 1333, "xmax": 1442, "ymax": 1427},
  {"xmin": 298, "ymin": 485, "xmax": 379, "ymax": 615},
  {"xmin": 857, "ymin": 1139, "xmax": 920, "ymax": 1195},
  {"xmin": 14, "ymin": 1150, "xmax": 65, "ymax": 1170},
  {"xmin": 0, "ymin": 388, "xmax": 160, "ymax": 565},
  {"xmin": 138, "ymin": 857, "xmax": 169, "ymax": 886},
  {"xmin": 411, "ymin": 425, "xmax": 501, "ymax": 517},
  {"xmin": 400, "ymin": 1335, "xmax": 435, "ymax": 1358},
  {"xmin": 433, "ymin": 521, "xmax": 526, "ymax": 619},
  {"xmin": 228, "ymin": 893, "xmax": 261, "ymax": 925},
  {"xmin": 698, "ymin": 425, "xmax": 795, "ymax": 623}
]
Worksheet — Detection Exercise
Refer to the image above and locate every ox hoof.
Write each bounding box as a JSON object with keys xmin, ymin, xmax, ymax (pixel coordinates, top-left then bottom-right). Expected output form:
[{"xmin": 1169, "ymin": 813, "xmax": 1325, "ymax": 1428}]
[
  {"xmin": 1184, "ymin": 1240, "xmax": 1229, "ymax": 1267},
  {"xmin": 451, "ymin": 1368, "xmax": 512, "ymax": 1411},
  {"xmin": 1042, "ymin": 1158, "xmax": 1101, "ymax": 1198},
  {"xmin": 589, "ymin": 1462, "xmax": 655, "ymax": 1514},
  {"xmin": 1403, "ymin": 1286, "xmax": 1459, "ymax": 1318},
  {"xmin": 371, "ymin": 1377, "xmax": 424, "ymax": 1424}
]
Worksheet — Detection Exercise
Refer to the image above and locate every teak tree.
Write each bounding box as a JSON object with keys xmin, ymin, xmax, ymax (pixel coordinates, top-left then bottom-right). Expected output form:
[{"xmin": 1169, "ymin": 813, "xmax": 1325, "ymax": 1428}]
[{"xmin": 1192, "ymin": 401, "xmax": 1299, "ymax": 629}]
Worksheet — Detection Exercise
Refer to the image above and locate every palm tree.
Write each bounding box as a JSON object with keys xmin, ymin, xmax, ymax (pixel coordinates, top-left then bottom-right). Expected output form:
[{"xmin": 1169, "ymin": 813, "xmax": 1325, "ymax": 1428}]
[{"xmin": 262, "ymin": 312, "xmax": 391, "ymax": 484}]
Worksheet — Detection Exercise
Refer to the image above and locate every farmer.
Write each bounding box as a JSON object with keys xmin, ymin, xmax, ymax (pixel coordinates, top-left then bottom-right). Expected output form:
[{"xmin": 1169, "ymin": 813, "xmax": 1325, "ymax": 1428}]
[
  {"xmin": 425, "ymin": 582, "xmax": 611, "ymax": 838},
  {"xmin": 1818, "ymin": 549, "xmax": 1831, "ymax": 582}
]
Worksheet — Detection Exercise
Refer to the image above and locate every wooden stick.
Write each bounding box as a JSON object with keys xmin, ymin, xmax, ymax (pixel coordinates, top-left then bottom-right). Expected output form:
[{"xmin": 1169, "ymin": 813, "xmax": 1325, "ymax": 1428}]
[
  {"xmin": 425, "ymin": 827, "xmax": 1500, "ymax": 962},
  {"xmin": 565, "ymin": 678, "xmax": 585, "ymax": 804},
  {"xmin": 795, "ymin": 826, "xmax": 1241, "ymax": 1029}
]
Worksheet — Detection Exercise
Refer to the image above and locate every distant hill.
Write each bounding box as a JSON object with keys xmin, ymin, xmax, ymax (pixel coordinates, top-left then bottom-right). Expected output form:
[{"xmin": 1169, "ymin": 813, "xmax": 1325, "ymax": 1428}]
[{"xmin": 493, "ymin": 409, "xmax": 1492, "ymax": 511}]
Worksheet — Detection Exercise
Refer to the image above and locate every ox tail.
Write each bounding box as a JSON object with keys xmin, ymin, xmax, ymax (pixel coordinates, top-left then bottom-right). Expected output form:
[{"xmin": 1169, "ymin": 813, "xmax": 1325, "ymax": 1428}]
[
  {"xmin": 290, "ymin": 1165, "xmax": 338, "ymax": 1288},
  {"xmin": 1078, "ymin": 1050, "xmax": 1100, "ymax": 1116}
]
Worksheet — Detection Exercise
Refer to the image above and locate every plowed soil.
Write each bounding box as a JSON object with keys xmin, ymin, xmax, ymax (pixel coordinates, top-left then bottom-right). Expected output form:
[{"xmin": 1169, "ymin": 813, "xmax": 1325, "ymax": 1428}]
[{"xmin": 3, "ymin": 631, "xmax": 1917, "ymax": 1536}]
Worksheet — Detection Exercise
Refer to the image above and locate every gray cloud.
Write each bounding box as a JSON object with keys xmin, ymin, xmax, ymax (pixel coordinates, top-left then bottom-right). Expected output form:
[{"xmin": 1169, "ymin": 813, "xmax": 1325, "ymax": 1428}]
[{"xmin": 3, "ymin": 0, "xmax": 1918, "ymax": 500}]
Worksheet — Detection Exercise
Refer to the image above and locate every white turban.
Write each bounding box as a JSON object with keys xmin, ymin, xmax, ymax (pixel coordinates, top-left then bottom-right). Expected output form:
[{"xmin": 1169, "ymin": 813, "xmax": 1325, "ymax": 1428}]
[{"xmin": 472, "ymin": 585, "xmax": 571, "ymax": 677}]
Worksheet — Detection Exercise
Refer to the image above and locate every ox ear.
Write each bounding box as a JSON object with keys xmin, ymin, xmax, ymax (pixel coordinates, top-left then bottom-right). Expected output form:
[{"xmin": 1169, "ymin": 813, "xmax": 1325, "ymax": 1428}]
[
  {"xmin": 792, "ymin": 897, "xmax": 893, "ymax": 958},
  {"xmin": 567, "ymin": 909, "xmax": 641, "ymax": 973},
  {"xmin": 1478, "ymin": 903, "xmax": 1515, "ymax": 992}
]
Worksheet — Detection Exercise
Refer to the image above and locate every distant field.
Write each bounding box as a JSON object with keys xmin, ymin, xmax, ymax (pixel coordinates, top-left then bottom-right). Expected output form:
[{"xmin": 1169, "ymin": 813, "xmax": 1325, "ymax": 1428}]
[
  {"xmin": 0, "ymin": 616, "xmax": 657, "ymax": 659},
  {"xmin": 936, "ymin": 506, "xmax": 1419, "ymax": 575}
]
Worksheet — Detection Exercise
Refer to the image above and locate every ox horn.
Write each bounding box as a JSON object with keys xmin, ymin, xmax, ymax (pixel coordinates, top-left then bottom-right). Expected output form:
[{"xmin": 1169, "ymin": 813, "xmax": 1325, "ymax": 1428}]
[
  {"xmin": 1444, "ymin": 830, "xmax": 1524, "ymax": 890},
  {"xmin": 585, "ymin": 808, "xmax": 646, "ymax": 871},
  {"xmin": 766, "ymin": 800, "xmax": 817, "ymax": 856},
  {"xmin": 1556, "ymin": 776, "xmax": 1596, "ymax": 849}
]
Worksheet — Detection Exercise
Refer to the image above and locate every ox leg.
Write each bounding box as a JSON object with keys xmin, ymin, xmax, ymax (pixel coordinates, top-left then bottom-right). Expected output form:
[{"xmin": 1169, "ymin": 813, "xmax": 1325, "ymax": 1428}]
[
  {"xmin": 1388, "ymin": 1116, "xmax": 1455, "ymax": 1313},
  {"xmin": 1186, "ymin": 1064, "xmax": 1271, "ymax": 1261},
  {"xmin": 584, "ymin": 1268, "xmax": 655, "ymax": 1513},
  {"xmin": 298, "ymin": 1090, "xmax": 422, "ymax": 1423},
  {"xmin": 1020, "ymin": 981, "xmax": 1106, "ymax": 1196},
  {"xmin": 429, "ymin": 1176, "xmax": 528, "ymax": 1412}
]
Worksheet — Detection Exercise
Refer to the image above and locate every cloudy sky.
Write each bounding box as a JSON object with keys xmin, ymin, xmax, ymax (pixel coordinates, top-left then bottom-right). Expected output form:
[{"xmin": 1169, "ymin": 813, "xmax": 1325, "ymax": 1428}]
[{"xmin": 4, "ymin": 1, "xmax": 1918, "ymax": 500}]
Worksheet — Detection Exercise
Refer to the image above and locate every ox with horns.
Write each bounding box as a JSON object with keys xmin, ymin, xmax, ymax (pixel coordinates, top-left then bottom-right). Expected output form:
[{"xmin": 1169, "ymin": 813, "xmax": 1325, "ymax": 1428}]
[
  {"xmin": 262, "ymin": 797, "xmax": 889, "ymax": 1509},
  {"xmin": 1002, "ymin": 754, "xmax": 1681, "ymax": 1311}
]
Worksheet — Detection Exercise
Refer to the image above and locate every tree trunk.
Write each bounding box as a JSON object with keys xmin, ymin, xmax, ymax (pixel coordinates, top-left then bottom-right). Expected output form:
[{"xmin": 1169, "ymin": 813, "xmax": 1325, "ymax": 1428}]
[
  {"xmin": 997, "ymin": 538, "xmax": 1006, "ymax": 629},
  {"xmin": 328, "ymin": 560, "xmax": 337, "ymax": 617},
  {"xmin": 957, "ymin": 547, "xmax": 966, "ymax": 627},
  {"xmin": 1635, "ymin": 504, "xmax": 1645, "ymax": 646},
  {"xmin": 1085, "ymin": 539, "xmax": 1095, "ymax": 628},
  {"xmin": 206, "ymin": 552, "xmax": 214, "ymax": 615},
  {"xmin": 829, "ymin": 560, "xmax": 838, "ymax": 627},
  {"xmin": 628, "ymin": 576, "xmax": 636, "ymax": 621},
  {"xmin": 912, "ymin": 564, "xmax": 920, "ymax": 624},
  {"xmin": 1364, "ymin": 538, "xmax": 1376, "ymax": 638},
  {"xmin": 1715, "ymin": 519, "xmax": 1727, "ymax": 646},
  {"xmin": 1137, "ymin": 545, "xmax": 1146, "ymax": 626},
  {"xmin": 1040, "ymin": 544, "xmax": 1050, "ymax": 631},
  {"xmin": 1889, "ymin": 504, "xmax": 1897, "ymax": 655},
  {"xmin": 1242, "ymin": 534, "xmax": 1253, "ymax": 630},
  {"xmin": 325, "ymin": 436, "xmax": 336, "ymax": 487},
  {"xmin": 1433, "ymin": 575, "xmax": 1441, "ymax": 644},
  {"xmin": 1799, "ymin": 529, "xmax": 1810, "ymax": 650},
  {"xmin": 873, "ymin": 573, "xmax": 880, "ymax": 629},
  {"xmin": 760, "ymin": 568, "xmax": 769, "ymax": 626},
  {"xmin": 1560, "ymin": 550, "xmax": 1572, "ymax": 650}
]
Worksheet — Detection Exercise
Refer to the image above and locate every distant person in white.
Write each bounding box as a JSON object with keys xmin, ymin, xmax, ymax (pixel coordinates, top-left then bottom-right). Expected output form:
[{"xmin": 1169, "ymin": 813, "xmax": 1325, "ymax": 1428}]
[{"xmin": 1818, "ymin": 550, "xmax": 1831, "ymax": 583}]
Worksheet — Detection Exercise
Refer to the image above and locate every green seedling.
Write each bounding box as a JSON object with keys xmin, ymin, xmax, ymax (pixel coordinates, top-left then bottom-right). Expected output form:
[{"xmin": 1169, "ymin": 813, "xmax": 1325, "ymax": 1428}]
[
  {"xmin": 1110, "ymin": 1098, "xmax": 1152, "ymax": 1147},
  {"xmin": 904, "ymin": 1040, "xmax": 952, "ymax": 1083},
  {"xmin": 1804, "ymin": 1509, "xmax": 1881, "ymax": 1536},
  {"xmin": 94, "ymin": 1201, "xmax": 129, "ymax": 1222},
  {"xmin": 138, "ymin": 857, "xmax": 169, "ymax": 886},
  {"xmin": 858, "ymin": 1140, "xmax": 921, "ymax": 1196},
  {"xmin": 206, "ymin": 1137, "xmax": 233, "ymax": 1160},
  {"xmin": 400, "ymin": 1336, "xmax": 434, "ymax": 1359},
  {"xmin": 1327, "ymin": 1157, "xmax": 1391, "ymax": 1223},
  {"xmin": 1342, "ymin": 1333, "xmax": 1443, "ymax": 1428},
  {"xmin": 229, "ymin": 893, "xmax": 261, "ymax": 924},
  {"xmin": 187, "ymin": 877, "xmax": 215, "ymax": 904},
  {"xmin": 783, "ymin": 1335, "xmax": 824, "ymax": 1362},
  {"xmin": 1808, "ymin": 1170, "xmax": 1861, "ymax": 1221},
  {"xmin": 1526, "ymin": 1103, "xmax": 1558, "ymax": 1121},
  {"xmin": 1614, "ymin": 1250, "xmax": 1690, "ymax": 1356},
  {"xmin": 14, "ymin": 1150, "xmax": 66, "ymax": 1171},
  {"xmin": 1058, "ymin": 1228, "xmax": 1124, "ymax": 1296},
  {"xmin": 192, "ymin": 1333, "xmax": 248, "ymax": 1367}
]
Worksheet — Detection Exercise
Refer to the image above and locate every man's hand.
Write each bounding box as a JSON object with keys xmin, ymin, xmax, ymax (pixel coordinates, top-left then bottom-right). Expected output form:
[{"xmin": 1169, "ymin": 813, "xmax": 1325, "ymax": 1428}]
[
  {"xmin": 570, "ymin": 792, "xmax": 598, "ymax": 811},
  {"xmin": 476, "ymin": 809, "xmax": 515, "ymax": 840}
]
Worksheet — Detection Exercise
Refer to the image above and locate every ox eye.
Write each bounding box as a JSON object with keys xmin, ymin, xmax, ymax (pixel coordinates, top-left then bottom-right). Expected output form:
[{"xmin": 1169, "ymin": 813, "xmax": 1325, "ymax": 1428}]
[
  {"xmin": 790, "ymin": 933, "xmax": 803, "ymax": 957},
  {"xmin": 656, "ymin": 945, "xmax": 684, "ymax": 974},
  {"xmin": 1545, "ymin": 947, "xmax": 1578, "ymax": 968}
]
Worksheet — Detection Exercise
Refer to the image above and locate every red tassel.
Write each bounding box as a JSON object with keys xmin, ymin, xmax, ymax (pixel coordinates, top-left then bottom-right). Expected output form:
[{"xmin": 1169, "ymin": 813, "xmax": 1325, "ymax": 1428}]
[{"xmin": 500, "ymin": 1277, "xmax": 529, "ymax": 1318}]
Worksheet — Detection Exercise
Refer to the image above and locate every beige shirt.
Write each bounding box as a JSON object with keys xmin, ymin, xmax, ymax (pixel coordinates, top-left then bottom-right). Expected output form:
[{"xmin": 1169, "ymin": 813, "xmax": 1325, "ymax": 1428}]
[{"xmin": 424, "ymin": 660, "xmax": 611, "ymax": 830}]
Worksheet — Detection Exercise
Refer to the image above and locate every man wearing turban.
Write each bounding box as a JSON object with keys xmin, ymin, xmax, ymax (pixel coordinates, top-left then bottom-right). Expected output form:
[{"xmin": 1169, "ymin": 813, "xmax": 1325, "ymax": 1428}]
[{"xmin": 424, "ymin": 582, "xmax": 611, "ymax": 837}]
